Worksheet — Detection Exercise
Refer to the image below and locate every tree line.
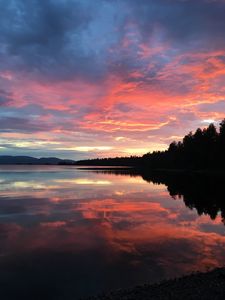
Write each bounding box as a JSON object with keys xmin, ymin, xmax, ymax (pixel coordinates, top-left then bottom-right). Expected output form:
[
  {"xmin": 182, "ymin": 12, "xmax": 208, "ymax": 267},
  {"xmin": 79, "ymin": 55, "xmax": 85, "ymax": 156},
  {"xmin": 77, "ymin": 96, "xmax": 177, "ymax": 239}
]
[
  {"xmin": 89, "ymin": 168, "xmax": 225, "ymax": 224},
  {"xmin": 77, "ymin": 119, "xmax": 225, "ymax": 170},
  {"xmin": 142, "ymin": 119, "xmax": 225, "ymax": 170}
]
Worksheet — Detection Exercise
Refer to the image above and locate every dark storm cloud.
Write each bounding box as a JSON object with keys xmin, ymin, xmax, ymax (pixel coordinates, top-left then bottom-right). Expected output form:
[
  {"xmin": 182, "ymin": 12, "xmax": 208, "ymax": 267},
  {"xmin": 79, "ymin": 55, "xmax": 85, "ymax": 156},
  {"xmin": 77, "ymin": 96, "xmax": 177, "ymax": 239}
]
[
  {"xmin": 106, "ymin": 0, "xmax": 225, "ymax": 92},
  {"xmin": 127, "ymin": 0, "xmax": 225, "ymax": 48},
  {"xmin": 0, "ymin": 96, "xmax": 11, "ymax": 106},
  {"xmin": 0, "ymin": 0, "xmax": 225, "ymax": 160},
  {"xmin": 0, "ymin": 0, "xmax": 107, "ymax": 82},
  {"xmin": 0, "ymin": 116, "xmax": 52, "ymax": 133},
  {"xmin": 0, "ymin": 89, "xmax": 13, "ymax": 106},
  {"xmin": 0, "ymin": 0, "xmax": 225, "ymax": 83}
]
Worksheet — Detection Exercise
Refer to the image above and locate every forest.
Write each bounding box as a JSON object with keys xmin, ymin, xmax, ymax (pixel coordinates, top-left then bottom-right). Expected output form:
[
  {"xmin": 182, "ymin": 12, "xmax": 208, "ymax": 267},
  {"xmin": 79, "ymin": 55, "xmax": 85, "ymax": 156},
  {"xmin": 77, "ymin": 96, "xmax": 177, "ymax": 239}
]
[{"xmin": 76, "ymin": 119, "xmax": 225, "ymax": 171}]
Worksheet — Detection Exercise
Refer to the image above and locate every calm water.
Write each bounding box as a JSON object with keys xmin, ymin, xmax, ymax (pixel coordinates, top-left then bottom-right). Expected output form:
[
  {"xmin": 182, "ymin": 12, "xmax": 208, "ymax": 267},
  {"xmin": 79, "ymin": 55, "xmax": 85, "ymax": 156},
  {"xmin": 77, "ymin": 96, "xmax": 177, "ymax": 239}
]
[{"xmin": 0, "ymin": 166, "xmax": 225, "ymax": 299}]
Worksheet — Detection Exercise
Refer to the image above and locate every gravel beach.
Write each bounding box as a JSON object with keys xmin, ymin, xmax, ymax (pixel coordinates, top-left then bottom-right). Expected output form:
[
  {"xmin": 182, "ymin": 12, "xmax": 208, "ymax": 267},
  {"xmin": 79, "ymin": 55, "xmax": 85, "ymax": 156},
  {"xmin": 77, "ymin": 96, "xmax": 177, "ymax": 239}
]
[{"xmin": 84, "ymin": 268, "xmax": 225, "ymax": 300}]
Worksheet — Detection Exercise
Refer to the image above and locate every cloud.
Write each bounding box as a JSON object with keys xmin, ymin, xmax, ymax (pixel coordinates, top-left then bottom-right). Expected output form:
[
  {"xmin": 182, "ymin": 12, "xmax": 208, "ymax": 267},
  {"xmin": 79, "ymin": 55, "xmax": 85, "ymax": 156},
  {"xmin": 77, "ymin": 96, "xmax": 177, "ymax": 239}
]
[
  {"xmin": 0, "ymin": 116, "xmax": 52, "ymax": 133},
  {"xmin": 0, "ymin": 88, "xmax": 13, "ymax": 106},
  {"xmin": 1, "ymin": 0, "xmax": 224, "ymax": 83},
  {"xmin": 0, "ymin": 0, "xmax": 225, "ymax": 158},
  {"xmin": 127, "ymin": 0, "xmax": 225, "ymax": 48},
  {"xmin": 0, "ymin": 96, "xmax": 11, "ymax": 106},
  {"xmin": 197, "ymin": 100, "xmax": 225, "ymax": 113},
  {"xmin": 0, "ymin": 0, "xmax": 109, "ymax": 82}
]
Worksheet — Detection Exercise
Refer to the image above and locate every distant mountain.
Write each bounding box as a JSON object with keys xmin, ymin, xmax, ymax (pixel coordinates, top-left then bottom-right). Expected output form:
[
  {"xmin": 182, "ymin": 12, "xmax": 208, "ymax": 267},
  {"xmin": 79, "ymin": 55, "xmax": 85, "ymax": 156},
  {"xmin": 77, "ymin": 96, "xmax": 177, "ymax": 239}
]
[{"xmin": 0, "ymin": 156, "xmax": 76, "ymax": 165}]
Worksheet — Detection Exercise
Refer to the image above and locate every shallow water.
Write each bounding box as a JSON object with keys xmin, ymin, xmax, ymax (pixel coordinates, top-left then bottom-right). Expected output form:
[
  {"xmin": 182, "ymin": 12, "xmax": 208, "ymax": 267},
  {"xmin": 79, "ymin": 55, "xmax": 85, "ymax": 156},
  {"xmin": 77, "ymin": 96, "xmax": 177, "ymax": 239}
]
[{"xmin": 0, "ymin": 165, "xmax": 224, "ymax": 299}]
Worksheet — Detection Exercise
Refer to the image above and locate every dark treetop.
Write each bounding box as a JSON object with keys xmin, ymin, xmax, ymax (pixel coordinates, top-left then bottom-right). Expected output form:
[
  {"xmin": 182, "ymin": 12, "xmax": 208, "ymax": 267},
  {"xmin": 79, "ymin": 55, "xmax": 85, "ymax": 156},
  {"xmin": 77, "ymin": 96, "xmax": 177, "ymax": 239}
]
[{"xmin": 76, "ymin": 119, "xmax": 225, "ymax": 171}]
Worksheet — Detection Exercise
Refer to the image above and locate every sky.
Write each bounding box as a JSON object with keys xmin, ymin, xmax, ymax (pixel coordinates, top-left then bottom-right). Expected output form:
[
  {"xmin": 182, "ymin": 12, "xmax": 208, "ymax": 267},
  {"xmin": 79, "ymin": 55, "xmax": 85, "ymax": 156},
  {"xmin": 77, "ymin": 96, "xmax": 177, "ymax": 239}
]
[{"xmin": 1, "ymin": 0, "xmax": 225, "ymax": 159}]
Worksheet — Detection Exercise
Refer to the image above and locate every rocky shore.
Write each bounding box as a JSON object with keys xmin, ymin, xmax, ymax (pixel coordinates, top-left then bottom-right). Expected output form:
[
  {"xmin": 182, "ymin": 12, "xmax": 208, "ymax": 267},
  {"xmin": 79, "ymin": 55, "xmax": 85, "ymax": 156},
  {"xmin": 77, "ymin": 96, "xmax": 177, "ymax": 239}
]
[{"xmin": 84, "ymin": 268, "xmax": 225, "ymax": 300}]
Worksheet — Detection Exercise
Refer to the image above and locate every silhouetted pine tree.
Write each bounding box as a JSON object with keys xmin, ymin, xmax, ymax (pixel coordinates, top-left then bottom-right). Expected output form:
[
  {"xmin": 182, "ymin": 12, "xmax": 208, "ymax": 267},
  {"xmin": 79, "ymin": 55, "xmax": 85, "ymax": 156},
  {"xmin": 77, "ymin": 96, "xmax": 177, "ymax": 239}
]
[{"xmin": 76, "ymin": 119, "xmax": 225, "ymax": 171}]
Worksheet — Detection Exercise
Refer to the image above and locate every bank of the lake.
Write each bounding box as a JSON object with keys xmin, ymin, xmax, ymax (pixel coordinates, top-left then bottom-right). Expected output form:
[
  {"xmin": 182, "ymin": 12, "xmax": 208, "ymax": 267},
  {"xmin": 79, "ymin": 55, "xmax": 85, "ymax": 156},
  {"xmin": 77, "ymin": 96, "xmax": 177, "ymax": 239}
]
[{"xmin": 85, "ymin": 267, "xmax": 225, "ymax": 300}]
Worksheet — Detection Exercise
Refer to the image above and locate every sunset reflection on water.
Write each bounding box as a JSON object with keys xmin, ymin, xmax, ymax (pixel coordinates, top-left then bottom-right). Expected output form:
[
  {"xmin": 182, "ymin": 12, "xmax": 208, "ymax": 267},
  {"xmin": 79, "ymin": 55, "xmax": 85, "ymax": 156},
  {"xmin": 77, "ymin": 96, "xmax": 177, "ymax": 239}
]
[{"xmin": 0, "ymin": 166, "xmax": 224, "ymax": 299}]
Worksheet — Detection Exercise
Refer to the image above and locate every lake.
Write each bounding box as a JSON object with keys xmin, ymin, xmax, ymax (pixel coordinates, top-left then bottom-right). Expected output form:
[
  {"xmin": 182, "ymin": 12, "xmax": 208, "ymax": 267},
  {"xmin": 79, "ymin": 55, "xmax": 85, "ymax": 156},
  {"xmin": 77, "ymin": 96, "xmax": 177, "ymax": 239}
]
[{"xmin": 0, "ymin": 165, "xmax": 224, "ymax": 299}]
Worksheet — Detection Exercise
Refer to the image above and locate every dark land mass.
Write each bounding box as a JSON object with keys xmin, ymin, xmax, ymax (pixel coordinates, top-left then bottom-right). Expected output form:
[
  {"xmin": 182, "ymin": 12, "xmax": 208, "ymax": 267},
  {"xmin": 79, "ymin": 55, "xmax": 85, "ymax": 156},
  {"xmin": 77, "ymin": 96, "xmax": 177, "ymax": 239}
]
[
  {"xmin": 0, "ymin": 155, "xmax": 76, "ymax": 165},
  {"xmin": 91, "ymin": 168, "xmax": 225, "ymax": 226},
  {"xmin": 84, "ymin": 267, "xmax": 225, "ymax": 300},
  {"xmin": 2, "ymin": 119, "xmax": 225, "ymax": 169},
  {"xmin": 76, "ymin": 119, "xmax": 225, "ymax": 172}
]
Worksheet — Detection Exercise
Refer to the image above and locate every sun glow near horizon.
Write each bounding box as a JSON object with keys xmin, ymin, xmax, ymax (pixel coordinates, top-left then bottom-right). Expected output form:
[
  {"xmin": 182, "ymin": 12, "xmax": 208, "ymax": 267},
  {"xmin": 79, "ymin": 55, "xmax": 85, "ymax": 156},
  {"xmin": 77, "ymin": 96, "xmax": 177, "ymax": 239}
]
[{"xmin": 0, "ymin": 1, "xmax": 225, "ymax": 159}]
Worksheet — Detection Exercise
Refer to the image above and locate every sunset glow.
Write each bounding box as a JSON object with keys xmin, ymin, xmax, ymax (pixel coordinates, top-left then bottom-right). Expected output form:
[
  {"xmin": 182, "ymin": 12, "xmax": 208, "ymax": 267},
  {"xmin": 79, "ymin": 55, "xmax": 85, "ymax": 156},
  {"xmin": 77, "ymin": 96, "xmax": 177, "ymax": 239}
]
[{"xmin": 1, "ymin": 0, "xmax": 225, "ymax": 159}]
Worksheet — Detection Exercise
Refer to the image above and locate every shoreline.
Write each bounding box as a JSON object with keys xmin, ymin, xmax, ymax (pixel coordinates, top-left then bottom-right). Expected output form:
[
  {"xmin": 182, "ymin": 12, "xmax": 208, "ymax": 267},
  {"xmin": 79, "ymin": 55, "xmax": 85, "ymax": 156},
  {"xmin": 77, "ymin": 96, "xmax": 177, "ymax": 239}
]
[
  {"xmin": 84, "ymin": 267, "xmax": 225, "ymax": 300},
  {"xmin": 0, "ymin": 163, "xmax": 225, "ymax": 176}
]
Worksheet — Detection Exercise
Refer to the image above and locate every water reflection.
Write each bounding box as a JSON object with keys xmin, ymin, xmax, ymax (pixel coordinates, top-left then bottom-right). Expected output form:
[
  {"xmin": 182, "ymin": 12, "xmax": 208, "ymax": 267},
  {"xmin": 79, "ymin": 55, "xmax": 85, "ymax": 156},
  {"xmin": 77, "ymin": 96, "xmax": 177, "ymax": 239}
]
[
  {"xmin": 0, "ymin": 166, "xmax": 224, "ymax": 299},
  {"xmin": 95, "ymin": 169, "xmax": 225, "ymax": 224}
]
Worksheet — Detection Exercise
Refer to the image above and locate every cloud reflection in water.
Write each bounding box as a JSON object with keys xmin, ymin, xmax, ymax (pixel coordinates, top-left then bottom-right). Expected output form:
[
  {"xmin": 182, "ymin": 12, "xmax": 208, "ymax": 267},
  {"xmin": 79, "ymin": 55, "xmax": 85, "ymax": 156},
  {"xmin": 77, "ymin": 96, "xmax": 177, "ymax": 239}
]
[{"xmin": 0, "ymin": 166, "xmax": 224, "ymax": 299}]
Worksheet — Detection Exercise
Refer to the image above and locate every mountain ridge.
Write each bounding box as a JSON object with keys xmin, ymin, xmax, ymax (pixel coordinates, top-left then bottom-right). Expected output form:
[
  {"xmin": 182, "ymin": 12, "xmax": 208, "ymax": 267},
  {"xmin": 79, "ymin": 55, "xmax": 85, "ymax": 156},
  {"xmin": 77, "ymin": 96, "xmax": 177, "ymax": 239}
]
[{"xmin": 0, "ymin": 156, "xmax": 76, "ymax": 165}]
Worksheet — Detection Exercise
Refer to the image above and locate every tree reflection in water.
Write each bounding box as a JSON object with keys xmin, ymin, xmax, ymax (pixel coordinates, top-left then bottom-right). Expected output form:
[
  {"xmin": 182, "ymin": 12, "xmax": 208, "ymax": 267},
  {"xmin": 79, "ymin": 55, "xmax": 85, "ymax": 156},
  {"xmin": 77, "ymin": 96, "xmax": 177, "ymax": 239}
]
[{"xmin": 92, "ymin": 168, "xmax": 225, "ymax": 225}]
